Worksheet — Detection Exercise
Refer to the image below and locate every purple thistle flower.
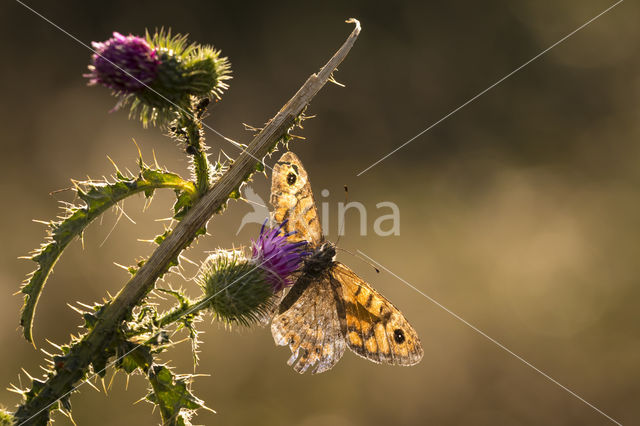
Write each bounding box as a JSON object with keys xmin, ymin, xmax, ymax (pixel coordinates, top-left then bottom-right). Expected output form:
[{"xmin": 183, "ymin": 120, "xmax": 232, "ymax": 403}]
[
  {"xmin": 251, "ymin": 221, "xmax": 308, "ymax": 292},
  {"xmin": 85, "ymin": 32, "xmax": 160, "ymax": 93}
]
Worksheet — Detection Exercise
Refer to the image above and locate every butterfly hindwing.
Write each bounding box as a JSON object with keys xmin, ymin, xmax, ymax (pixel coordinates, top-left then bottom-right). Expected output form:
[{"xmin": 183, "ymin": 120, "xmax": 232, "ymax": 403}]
[
  {"xmin": 270, "ymin": 151, "xmax": 322, "ymax": 246},
  {"xmin": 271, "ymin": 273, "xmax": 346, "ymax": 374},
  {"xmin": 331, "ymin": 262, "xmax": 423, "ymax": 366}
]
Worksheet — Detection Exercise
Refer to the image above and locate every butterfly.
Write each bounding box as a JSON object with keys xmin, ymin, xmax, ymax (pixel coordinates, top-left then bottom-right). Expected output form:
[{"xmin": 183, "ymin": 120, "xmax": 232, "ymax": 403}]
[{"xmin": 269, "ymin": 151, "xmax": 423, "ymax": 374}]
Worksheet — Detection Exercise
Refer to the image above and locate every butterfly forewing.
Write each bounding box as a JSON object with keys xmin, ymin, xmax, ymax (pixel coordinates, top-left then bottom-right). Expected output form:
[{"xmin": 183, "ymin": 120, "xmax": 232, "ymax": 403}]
[{"xmin": 270, "ymin": 151, "xmax": 323, "ymax": 246}]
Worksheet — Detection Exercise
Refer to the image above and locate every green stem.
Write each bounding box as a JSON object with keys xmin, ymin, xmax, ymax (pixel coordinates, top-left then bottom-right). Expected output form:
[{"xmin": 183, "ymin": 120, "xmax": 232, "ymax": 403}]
[
  {"xmin": 126, "ymin": 298, "xmax": 201, "ymax": 340},
  {"xmin": 177, "ymin": 106, "xmax": 211, "ymax": 194},
  {"xmin": 193, "ymin": 149, "xmax": 210, "ymax": 194}
]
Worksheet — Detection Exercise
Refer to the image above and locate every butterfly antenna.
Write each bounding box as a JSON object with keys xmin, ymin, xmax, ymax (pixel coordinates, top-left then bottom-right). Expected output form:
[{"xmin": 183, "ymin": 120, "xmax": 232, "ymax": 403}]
[
  {"xmin": 335, "ymin": 246, "xmax": 380, "ymax": 274},
  {"xmin": 335, "ymin": 185, "xmax": 349, "ymax": 246}
]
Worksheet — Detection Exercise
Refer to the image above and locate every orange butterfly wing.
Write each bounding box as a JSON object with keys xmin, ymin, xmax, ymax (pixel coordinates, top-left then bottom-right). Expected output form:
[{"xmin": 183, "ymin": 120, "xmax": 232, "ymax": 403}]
[
  {"xmin": 331, "ymin": 262, "xmax": 423, "ymax": 365},
  {"xmin": 270, "ymin": 151, "xmax": 322, "ymax": 246}
]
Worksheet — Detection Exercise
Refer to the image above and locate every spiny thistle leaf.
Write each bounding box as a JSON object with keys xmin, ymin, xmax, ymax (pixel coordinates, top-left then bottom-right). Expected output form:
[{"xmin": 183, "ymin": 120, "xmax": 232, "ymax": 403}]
[
  {"xmin": 20, "ymin": 163, "xmax": 196, "ymax": 343},
  {"xmin": 116, "ymin": 341, "xmax": 153, "ymax": 374},
  {"xmin": 146, "ymin": 365, "xmax": 211, "ymax": 426},
  {"xmin": 81, "ymin": 302, "xmax": 110, "ymax": 331},
  {"xmin": 123, "ymin": 288, "xmax": 199, "ymax": 349}
]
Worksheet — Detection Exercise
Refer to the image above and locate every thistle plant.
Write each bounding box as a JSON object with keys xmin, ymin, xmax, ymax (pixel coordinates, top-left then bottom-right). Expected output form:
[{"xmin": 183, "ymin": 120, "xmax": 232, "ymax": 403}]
[{"xmin": 6, "ymin": 21, "xmax": 361, "ymax": 426}]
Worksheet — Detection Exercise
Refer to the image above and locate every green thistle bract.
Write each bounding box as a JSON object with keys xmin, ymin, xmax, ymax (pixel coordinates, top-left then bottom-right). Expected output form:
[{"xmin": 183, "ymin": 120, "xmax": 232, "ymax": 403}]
[{"xmin": 197, "ymin": 250, "xmax": 275, "ymax": 327}]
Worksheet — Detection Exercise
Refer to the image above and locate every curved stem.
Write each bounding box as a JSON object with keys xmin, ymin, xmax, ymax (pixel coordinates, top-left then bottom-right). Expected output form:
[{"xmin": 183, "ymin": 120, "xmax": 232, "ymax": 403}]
[
  {"xmin": 20, "ymin": 168, "xmax": 196, "ymax": 343},
  {"xmin": 177, "ymin": 107, "xmax": 211, "ymax": 194}
]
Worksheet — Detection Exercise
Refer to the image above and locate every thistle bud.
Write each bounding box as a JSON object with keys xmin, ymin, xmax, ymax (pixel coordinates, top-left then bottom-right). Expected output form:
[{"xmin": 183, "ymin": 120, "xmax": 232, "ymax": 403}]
[
  {"xmin": 85, "ymin": 30, "xmax": 230, "ymax": 127},
  {"xmin": 196, "ymin": 222, "xmax": 307, "ymax": 326}
]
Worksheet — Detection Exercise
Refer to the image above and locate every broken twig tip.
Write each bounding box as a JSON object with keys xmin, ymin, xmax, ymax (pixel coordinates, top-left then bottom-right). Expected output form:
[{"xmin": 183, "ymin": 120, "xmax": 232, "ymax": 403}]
[{"xmin": 346, "ymin": 18, "xmax": 361, "ymax": 32}]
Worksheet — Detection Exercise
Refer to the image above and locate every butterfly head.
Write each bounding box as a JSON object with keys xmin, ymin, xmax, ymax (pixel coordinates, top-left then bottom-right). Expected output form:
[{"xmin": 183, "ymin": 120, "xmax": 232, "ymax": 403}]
[{"xmin": 302, "ymin": 242, "xmax": 336, "ymax": 277}]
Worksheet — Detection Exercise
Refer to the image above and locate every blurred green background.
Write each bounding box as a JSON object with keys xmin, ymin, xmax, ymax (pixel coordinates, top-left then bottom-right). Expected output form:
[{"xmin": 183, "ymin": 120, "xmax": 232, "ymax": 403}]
[{"xmin": 1, "ymin": 0, "xmax": 638, "ymax": 424}]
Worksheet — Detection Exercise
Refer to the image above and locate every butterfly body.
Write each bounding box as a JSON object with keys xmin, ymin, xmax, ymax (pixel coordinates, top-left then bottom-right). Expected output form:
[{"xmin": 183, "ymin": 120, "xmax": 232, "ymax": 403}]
[
  {"xmin": 270, "ymin": 152, "xmax": 423, "ymax": 374},
  {"xmin": 301, "ymin": 242, "xmax": 337, "ymax": 275}
]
